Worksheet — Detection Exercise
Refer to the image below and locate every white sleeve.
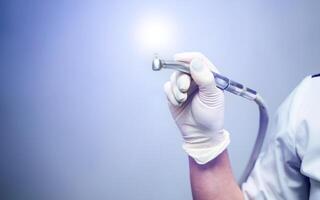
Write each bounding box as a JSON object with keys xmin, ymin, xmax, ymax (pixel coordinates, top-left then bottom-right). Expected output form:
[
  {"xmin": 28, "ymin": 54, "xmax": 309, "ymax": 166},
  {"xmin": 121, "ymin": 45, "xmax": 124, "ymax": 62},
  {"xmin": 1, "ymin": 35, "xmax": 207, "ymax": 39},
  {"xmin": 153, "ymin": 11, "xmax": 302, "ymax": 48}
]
[{"xmin": 241, "ymin": 76, "xmax": 318, "ymax": 200}]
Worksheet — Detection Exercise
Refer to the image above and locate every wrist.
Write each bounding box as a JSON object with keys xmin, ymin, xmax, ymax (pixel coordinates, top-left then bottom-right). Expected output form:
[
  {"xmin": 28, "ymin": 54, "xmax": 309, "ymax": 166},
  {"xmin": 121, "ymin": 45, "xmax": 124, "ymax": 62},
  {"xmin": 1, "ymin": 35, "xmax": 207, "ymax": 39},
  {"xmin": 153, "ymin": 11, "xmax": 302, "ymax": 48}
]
[{"xmin": 182, "ymin": 129, "xmax": 230, "ymax": 165}]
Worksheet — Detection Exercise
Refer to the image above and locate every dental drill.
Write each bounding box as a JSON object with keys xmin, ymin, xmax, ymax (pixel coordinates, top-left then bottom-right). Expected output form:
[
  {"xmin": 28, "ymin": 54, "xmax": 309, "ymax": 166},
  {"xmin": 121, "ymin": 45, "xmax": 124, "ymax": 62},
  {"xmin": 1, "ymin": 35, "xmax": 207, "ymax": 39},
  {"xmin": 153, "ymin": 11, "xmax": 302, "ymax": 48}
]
[{"xmin": 152, "ymin": 57, "xmax": 269, "ymax": 184}]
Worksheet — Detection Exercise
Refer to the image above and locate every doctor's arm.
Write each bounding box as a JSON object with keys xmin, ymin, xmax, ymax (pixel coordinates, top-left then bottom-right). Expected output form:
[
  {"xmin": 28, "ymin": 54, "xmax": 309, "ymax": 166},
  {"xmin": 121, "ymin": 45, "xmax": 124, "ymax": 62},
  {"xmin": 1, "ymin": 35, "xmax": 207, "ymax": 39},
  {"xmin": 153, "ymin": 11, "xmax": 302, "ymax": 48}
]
[
  {"xmin": 163, "ymin": 52, "xmax": 243, "ymax": 200},
  {"xmin": 189, "ymin": 151, "xmax": 242, "ymax": 200}
]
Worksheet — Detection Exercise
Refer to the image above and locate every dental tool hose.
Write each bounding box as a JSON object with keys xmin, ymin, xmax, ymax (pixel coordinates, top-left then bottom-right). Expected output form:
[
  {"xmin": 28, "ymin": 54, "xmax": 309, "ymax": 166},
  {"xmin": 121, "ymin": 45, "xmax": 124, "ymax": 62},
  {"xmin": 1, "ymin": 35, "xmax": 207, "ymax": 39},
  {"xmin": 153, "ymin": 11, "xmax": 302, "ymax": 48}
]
[{"xmin": 152, "ymin": 57, "xmax": 269, "ymax": 184}]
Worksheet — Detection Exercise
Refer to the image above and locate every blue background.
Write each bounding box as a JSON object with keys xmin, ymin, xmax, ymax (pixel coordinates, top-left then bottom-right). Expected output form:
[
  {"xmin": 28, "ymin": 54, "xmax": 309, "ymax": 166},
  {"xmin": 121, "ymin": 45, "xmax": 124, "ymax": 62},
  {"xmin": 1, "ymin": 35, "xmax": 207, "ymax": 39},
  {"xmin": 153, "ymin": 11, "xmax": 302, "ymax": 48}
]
[{"xmin": 1, "ymin": 1, "xmax": 319, "ymax": 199}]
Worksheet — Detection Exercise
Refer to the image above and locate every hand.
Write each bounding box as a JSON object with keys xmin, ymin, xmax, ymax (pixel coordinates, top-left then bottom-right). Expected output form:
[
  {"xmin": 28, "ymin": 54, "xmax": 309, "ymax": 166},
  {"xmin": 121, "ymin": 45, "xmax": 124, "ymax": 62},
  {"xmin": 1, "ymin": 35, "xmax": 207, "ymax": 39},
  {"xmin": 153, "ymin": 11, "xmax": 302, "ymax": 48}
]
[{"xmin": 164, "ymin": 52, "xmax": 230, "ymax": 164}]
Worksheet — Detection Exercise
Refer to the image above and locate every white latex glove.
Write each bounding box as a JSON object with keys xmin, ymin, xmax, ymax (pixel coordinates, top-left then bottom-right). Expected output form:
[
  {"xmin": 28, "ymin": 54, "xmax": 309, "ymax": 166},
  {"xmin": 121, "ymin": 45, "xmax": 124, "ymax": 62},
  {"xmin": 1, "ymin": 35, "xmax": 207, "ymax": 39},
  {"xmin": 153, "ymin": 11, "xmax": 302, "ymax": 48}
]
[{"xmin": 164, "ymin": 52, "xmax": 230, "ymax": 164}]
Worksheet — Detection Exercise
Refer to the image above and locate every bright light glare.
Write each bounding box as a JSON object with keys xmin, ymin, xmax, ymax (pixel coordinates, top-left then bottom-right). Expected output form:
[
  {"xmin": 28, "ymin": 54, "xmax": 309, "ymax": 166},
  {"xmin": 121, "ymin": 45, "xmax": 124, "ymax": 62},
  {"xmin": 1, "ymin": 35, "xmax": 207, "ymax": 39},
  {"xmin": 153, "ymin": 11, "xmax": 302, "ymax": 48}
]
[{"xmin": 135, "ymin": 17, "xmax": 174, "ymax": 51}]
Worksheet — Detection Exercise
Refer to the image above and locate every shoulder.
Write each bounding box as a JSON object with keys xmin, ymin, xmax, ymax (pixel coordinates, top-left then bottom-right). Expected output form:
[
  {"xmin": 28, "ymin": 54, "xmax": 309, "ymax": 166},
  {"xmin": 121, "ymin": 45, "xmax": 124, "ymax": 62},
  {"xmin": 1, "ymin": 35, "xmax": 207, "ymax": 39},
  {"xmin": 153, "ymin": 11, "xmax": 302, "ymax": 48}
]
[
  {"xmin": 298, "ymin": 74, "xmax": 320, "ymax": 112},
  {"xmin": 273, "ymin": 76, "xmax": 311, "ymax": 138},
  {"xmin": 270, "ymin": 75, "xmax": 320, "ymax": 154},
  {"xmin": 281, "ymin": 75, "xmax": 320, "ymax": 128}
]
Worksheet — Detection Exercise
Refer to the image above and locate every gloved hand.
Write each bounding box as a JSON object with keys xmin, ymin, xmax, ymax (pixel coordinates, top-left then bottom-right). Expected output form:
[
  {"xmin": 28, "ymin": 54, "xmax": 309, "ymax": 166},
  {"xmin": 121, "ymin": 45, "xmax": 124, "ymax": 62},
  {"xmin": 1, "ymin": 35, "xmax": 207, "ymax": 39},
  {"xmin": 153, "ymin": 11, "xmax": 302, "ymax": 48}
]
[{"xmin": 164, "ymin": 52, "xmax": 230, "ymax": 164}]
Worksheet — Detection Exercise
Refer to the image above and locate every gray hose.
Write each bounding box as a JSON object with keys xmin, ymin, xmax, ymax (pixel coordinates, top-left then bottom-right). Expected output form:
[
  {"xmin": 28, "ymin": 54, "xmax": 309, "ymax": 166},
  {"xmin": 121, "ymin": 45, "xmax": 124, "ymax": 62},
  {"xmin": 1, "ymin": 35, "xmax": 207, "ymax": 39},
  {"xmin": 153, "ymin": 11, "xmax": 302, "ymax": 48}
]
[{"xmin": 238, "ymin": 94, "xmax": 269, "ymax": 184}]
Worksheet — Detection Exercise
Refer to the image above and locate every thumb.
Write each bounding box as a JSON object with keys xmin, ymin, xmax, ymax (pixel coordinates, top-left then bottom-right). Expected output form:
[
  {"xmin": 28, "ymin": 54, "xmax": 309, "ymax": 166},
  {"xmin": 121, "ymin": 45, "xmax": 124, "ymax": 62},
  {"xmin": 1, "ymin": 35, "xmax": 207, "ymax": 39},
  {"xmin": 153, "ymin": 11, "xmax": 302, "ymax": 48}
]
[{"xmin": 190, "ymin": 58, "xmax": 222, "ymax": 107}]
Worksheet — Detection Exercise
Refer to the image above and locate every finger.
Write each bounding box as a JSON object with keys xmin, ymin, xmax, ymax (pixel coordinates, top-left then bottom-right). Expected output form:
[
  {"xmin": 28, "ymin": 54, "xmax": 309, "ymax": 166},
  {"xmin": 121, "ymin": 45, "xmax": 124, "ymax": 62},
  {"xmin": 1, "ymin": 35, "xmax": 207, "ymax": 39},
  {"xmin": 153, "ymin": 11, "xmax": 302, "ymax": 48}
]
[
  {"xmin": 174, "ymin": 52, "xmax": 220, "ymax": 74},
  {"xmin": 190, "ymin": 58, "xmax": 224, "ymax": 107},
  {"xmin": 176, "ymin": 73, "xmax": 191, "ymax": 93},
  {"xmin": 163, "ymin": 81, "xmax": 180, "ymax": 106},
  {"xmin": 189, "ymin": 58, "xmax": 217, "ymax": 91},
  {"xmin": 170, "ymin": 72, "xmax": 188, "ymax": 103}
]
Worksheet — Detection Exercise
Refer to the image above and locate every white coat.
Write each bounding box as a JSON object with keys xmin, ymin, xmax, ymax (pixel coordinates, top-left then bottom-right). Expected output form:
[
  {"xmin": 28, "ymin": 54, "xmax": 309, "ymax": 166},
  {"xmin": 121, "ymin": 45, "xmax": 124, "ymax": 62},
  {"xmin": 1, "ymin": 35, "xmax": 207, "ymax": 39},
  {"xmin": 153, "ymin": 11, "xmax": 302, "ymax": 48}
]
[{"xmin": 242, "ymin": 74, "xmax": 320, "ymax": 199}]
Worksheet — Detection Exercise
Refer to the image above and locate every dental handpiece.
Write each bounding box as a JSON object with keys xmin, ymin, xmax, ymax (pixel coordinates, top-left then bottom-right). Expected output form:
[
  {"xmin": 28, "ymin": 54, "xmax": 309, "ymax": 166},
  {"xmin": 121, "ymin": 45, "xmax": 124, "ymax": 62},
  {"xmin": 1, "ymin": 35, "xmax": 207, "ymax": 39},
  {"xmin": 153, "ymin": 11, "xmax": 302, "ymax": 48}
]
[{"xmin": 152, "ymin": 58, "xmax": 258, "ymax": 101}]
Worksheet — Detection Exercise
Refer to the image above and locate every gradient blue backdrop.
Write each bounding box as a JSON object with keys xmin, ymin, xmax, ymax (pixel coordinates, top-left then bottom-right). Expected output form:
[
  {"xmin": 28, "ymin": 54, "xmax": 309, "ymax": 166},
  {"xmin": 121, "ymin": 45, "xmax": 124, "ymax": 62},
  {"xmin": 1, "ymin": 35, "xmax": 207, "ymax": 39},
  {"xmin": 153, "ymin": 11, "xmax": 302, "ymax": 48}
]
[{"xmin": 1, "ymin": 1, "xmax": 320, "ymax": 199}]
